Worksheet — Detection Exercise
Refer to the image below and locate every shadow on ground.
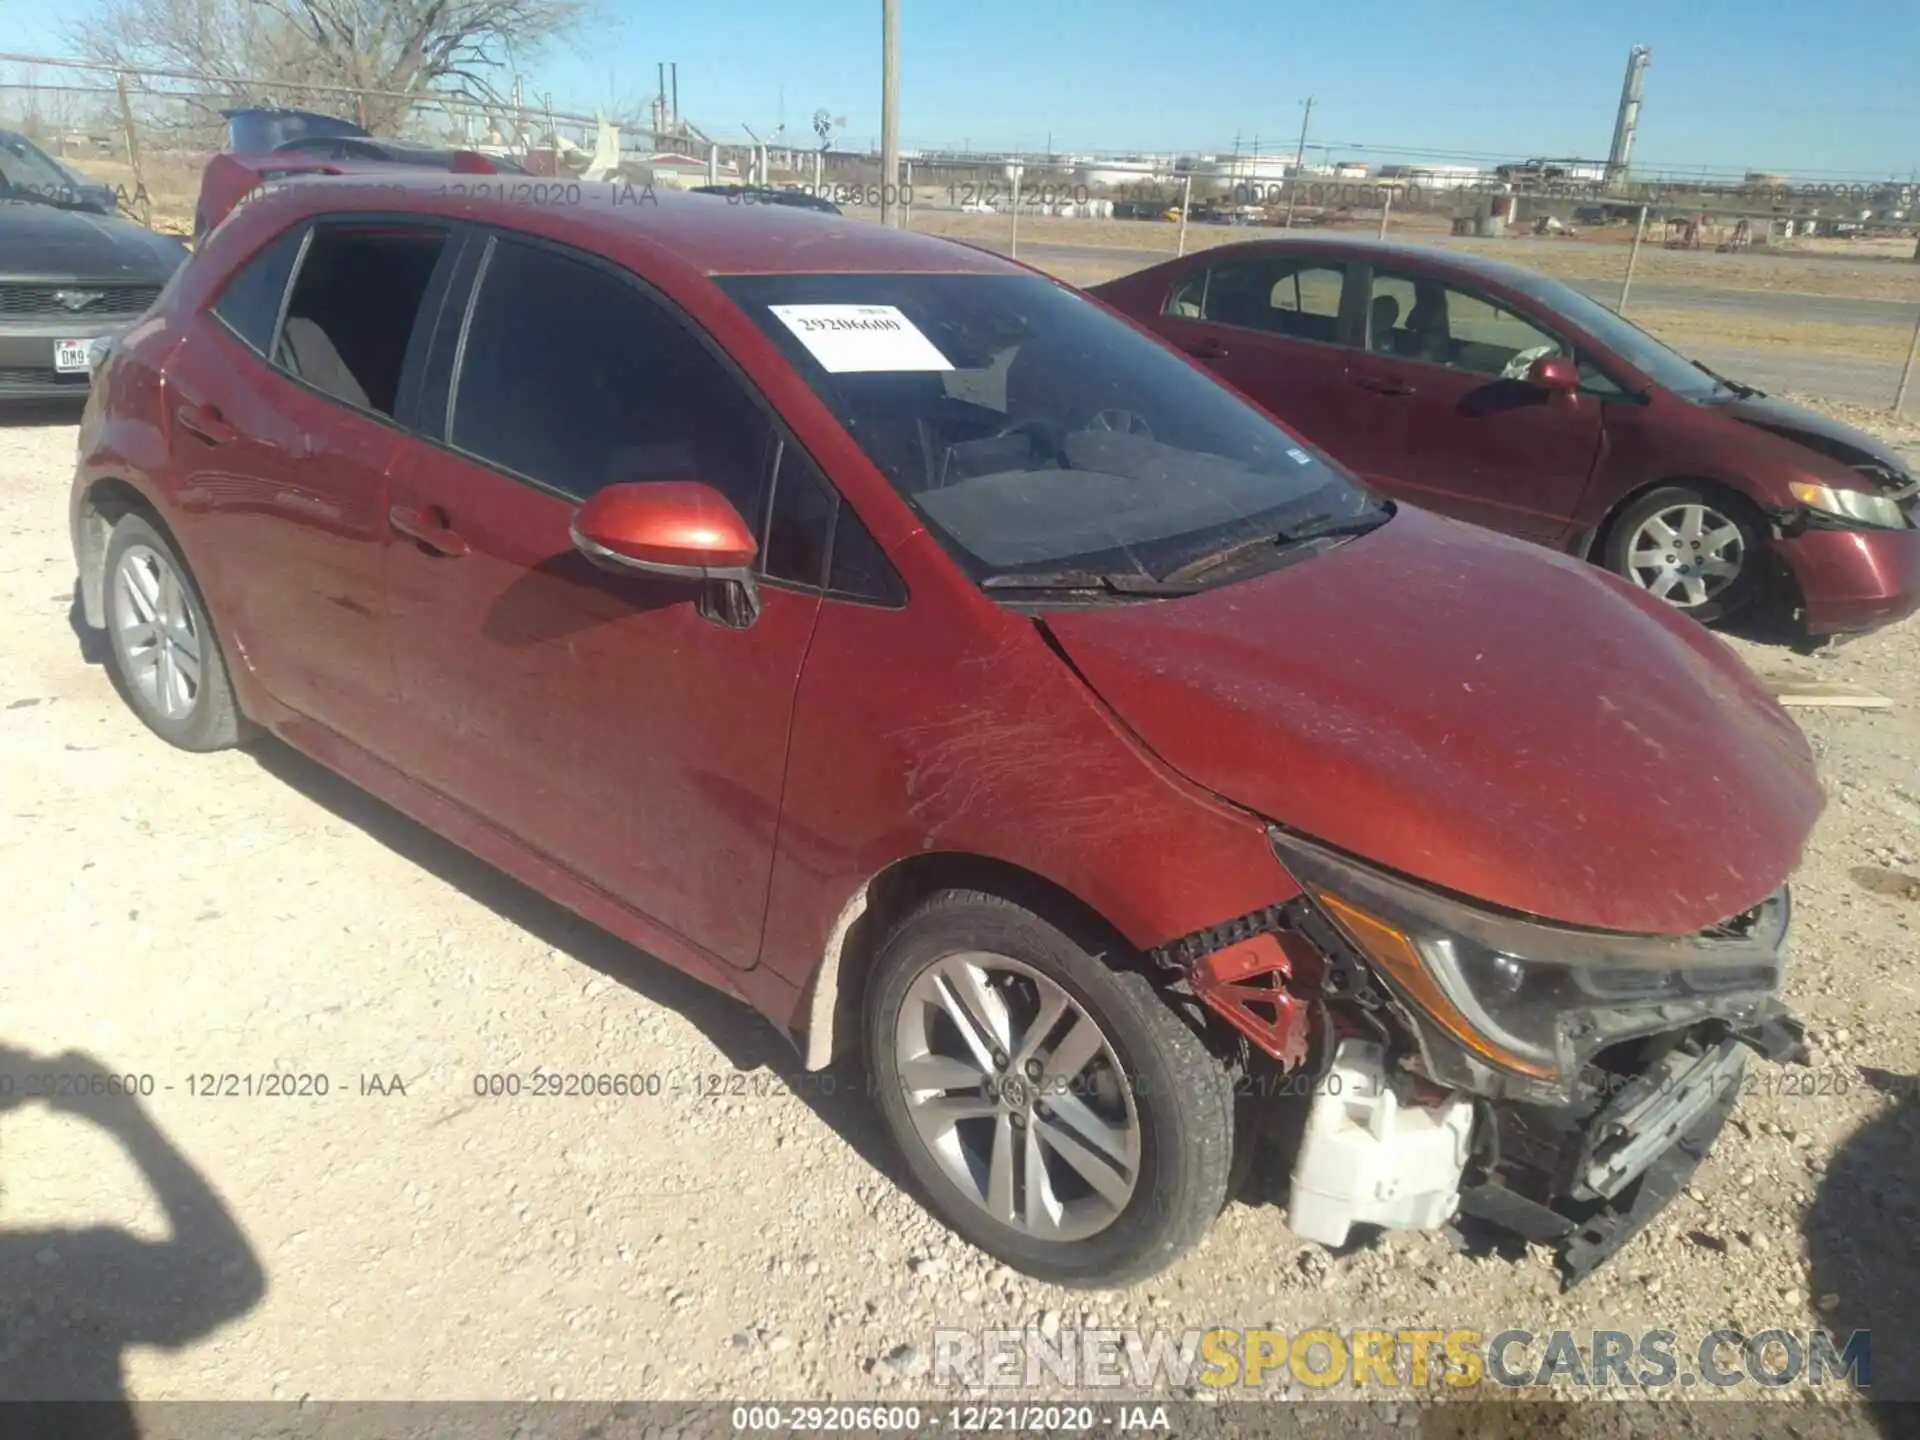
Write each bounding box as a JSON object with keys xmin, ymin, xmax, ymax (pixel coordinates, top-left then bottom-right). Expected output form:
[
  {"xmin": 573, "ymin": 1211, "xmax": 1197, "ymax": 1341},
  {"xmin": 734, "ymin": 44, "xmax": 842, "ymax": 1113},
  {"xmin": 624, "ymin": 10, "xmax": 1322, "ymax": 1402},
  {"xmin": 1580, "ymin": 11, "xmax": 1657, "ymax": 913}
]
[
  {"xmin": 0, "ymin": 399, "xmax": 87, "ymax": 429},
  {"xmin": 243, "ymin": 740, "xmax": 910, "ymax": 1193},
  {"xmin": 1805, "ymin": 1069, "xmax": 1920, "ymax": 1423},
  {"xmin": 0, "ymin": 1045, "xmax": 265, "ymax": 1438}
]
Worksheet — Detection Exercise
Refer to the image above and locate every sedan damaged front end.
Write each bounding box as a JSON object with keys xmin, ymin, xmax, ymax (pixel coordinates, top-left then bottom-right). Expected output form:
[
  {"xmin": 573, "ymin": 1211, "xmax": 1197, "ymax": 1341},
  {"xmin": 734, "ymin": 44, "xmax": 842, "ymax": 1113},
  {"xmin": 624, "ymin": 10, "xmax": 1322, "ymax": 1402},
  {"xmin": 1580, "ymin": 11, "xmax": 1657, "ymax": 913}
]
[{"xmin": 1161, "ymin": 830, "xmax": 1806, "ymax": 1288}]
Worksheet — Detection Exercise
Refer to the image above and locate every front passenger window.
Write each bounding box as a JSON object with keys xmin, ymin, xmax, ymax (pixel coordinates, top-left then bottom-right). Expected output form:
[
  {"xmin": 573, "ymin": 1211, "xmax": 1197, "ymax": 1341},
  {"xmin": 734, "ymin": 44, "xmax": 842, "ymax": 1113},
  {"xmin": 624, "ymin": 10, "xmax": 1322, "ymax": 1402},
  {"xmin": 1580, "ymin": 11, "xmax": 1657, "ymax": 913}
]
[
  {"xmin": 1366, "ymin": 271, "xmax": 1565, "ymax": 379},
  {"xmin": 449, "ymin": 238, "xmax": 776, "ymax": 537}
]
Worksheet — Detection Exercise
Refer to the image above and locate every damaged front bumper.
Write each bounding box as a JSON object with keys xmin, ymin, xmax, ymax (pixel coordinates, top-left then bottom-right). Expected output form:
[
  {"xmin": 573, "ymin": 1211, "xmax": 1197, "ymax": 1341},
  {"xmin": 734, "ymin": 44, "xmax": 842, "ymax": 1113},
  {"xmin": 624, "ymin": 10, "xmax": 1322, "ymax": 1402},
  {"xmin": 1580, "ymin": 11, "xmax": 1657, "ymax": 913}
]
[
  {"xmin": 1155, "ymin": 832, "xmax": 1808, "ymax": 1286},
  {"xmin": 1457, "ymin": 1010, "xmax": 1805, "ymax": 1285}
]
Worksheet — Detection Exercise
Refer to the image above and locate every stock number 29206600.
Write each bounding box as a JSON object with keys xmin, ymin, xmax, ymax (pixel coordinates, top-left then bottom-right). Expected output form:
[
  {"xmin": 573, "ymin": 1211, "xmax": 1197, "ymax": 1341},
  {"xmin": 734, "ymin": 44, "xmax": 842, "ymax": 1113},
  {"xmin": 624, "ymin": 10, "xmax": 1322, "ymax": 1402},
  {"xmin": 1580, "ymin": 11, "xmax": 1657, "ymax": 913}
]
[
  {"xmin": 731, "ymin": 1405, "xmax": 923, "ymax": 1431},
  {"xmin": 472, "ymin": 1071, "xmax": 665, "ymax": 1098}
]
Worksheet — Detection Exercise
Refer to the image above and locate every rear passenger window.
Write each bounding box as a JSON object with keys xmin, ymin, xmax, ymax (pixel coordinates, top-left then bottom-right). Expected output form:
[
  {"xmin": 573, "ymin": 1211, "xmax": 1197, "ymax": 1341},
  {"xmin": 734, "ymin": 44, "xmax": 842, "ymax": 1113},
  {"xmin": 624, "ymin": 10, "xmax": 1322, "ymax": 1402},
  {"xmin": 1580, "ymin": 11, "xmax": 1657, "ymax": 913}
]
[
  {"xmin": 1165, "ymin": 271, "xmax": 1207, "ymax": 318},
  {"xmin": 1268, "ymin": 266, "xmax": 1344, "ymax": 328},
  {"xmin": 274, "ymin": 223, "xmax": 447, "ymax": 416},
  {"xmin": 450, "ymin": 238, "xmax": 776, "ymax": 534},
  {"xmin": 212, "ymin": 224, "xmax": 307, "ymax": 354},
  {"xmin": 1183, "ymin": 259, "xmax": 1346, "ymax": 343}
]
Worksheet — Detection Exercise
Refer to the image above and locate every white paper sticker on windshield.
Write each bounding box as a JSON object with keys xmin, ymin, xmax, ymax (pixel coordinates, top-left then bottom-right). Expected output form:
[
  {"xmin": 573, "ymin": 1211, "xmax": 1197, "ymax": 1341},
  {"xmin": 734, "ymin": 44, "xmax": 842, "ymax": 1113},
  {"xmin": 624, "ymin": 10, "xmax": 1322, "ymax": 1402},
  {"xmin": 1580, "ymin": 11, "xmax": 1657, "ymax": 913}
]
[
  {"xmin": 768, "ymin": 304, "xmax": 953, "ymax": 373},
  {"xmin": 1287, "ymin": 447, "xmax": 1315, "ymax": 466}
]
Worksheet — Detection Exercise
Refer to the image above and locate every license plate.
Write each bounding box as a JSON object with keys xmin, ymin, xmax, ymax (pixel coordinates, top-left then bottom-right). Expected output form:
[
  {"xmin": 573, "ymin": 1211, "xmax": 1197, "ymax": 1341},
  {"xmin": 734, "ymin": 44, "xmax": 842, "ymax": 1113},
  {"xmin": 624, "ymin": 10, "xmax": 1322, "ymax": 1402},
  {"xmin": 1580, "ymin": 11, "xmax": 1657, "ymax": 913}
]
[{"xmin": 54, "ymin": 339, "xmax": 94, "ymax": 374}]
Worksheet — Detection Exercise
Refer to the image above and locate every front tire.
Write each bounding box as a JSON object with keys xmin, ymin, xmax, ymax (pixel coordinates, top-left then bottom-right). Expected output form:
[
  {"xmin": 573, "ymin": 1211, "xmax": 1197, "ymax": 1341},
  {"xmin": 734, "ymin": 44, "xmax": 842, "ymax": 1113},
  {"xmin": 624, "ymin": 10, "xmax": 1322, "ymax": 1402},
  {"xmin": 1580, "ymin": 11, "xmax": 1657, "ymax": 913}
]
[
  {"xmin": 103, "ymin": 512, "xmax": 243, "ymax": 752},
  {"xmin": 864, "ymin": 889, "xmax": 1234, "ymax": 1287},
  {"xmin": 1602, "ymin": 485, "xmax": 1766, "ymax": 624}
]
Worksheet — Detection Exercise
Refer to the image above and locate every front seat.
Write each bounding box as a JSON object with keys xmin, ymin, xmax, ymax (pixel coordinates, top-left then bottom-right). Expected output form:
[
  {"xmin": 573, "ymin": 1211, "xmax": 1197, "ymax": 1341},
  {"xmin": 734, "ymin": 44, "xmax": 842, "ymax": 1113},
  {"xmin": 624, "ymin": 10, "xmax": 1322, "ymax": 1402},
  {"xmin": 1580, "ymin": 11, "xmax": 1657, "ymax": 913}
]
[
  {"xmin": 275, "ymin": 317, "xmax": 371, "ymax": 410},
  {"xmin": 1368, "ymin": 294, "xmax": 1401, "ymax": 354},
  {"xmin": 1402, "ymin": 295, "xmax": 1451, "ymax": 365}
]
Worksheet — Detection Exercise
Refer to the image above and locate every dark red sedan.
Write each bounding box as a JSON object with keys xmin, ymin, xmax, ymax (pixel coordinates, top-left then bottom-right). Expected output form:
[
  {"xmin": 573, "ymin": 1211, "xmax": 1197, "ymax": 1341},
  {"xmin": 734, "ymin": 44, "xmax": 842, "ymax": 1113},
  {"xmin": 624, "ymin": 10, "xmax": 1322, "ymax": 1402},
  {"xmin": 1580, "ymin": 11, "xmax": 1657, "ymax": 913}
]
[
  {"xmin": 72, "ymin": 180, "xmax": 1817, "ymax": 1288},
  {"xmin": 1092, "ymin": 237, "xmax": 1920, "ymax": 636}
]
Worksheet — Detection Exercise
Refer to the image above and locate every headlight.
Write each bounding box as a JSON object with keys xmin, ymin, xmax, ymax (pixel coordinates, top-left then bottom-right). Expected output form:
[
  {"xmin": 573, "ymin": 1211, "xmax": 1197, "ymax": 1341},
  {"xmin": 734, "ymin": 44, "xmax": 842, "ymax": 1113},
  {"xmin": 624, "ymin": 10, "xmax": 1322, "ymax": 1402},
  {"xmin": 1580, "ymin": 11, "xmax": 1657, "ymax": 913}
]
[
  {"xmin": 1270, "ymin": 830, "xmax": 1788, "ymax": 1097},
  {"xmin": 1789, "ymin": 481, "xmax": 1907, "ymax": 531}
]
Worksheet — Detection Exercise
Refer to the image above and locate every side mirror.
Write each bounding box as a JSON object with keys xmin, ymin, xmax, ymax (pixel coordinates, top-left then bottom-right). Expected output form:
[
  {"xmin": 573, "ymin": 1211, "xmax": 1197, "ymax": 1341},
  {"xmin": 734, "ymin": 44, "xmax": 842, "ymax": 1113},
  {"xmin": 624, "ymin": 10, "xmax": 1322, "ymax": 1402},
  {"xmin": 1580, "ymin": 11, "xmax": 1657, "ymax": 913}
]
[
  {"xmin": 1527, "ymin": 355, "xmax": 1580, "ymax": 394},
  {"xmin": 570, "ymin": 480, "xmax": 758, "ymax": 582}
]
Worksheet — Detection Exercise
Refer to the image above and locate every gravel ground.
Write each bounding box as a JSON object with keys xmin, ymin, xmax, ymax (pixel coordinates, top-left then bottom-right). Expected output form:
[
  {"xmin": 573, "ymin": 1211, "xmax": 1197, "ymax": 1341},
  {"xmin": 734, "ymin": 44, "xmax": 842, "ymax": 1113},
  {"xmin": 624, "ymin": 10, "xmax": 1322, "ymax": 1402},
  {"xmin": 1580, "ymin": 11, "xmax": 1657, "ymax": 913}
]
[{"xmin": 1, "ymin": 405, "xmax": 1916, "ymax": 1423}]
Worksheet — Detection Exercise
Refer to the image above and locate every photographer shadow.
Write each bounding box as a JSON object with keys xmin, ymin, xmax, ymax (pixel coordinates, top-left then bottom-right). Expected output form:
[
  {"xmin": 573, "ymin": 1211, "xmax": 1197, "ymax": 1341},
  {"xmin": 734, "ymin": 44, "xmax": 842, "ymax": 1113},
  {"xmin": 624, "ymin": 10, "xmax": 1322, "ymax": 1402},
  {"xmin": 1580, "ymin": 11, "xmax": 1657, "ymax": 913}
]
[
  {"xmin": 0, "ymin": 1046, "xmax": 266, "ymax": 1440},
  {"xmin": 1805, "ymin": 1068, "xmax": 1920, "ymax": 1423}
]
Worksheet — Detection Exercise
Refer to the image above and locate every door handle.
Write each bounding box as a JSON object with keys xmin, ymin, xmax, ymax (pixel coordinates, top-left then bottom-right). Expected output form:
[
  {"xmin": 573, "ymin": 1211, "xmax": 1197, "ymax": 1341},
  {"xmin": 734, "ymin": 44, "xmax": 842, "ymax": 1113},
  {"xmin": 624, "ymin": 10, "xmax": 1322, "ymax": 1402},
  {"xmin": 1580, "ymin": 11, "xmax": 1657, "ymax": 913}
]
[
  {"xmin": 388, "ymin": 504, "xmax": 469, "ymax": 558},
  {"xmin": 1350, "ymin": 374, "xmax": 1416, "ymax": 396},
  {"xmin": 1181, "ymin": 339, "xmax": 1229, "ymax": 359},
  {"xmin": 176, "ymin": 403, "xmax": 237, "ymax": 446}
]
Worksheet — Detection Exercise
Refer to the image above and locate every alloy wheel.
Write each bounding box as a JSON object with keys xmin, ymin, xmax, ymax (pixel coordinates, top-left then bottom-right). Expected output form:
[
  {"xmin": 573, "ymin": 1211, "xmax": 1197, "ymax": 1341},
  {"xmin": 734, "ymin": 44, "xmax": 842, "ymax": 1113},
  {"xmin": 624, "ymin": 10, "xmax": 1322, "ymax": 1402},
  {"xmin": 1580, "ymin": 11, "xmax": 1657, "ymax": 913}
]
[
  {"xmin": 892, "ymin": 953, "xmax": 1142, "ymax": 1242},
  {"xmin": 1624, "ymin": 503, "xmax": 1745, "ymax": 609},
  {"xmin": 111, "ymin": 543, "xmax": 203, "ymax": 721}
]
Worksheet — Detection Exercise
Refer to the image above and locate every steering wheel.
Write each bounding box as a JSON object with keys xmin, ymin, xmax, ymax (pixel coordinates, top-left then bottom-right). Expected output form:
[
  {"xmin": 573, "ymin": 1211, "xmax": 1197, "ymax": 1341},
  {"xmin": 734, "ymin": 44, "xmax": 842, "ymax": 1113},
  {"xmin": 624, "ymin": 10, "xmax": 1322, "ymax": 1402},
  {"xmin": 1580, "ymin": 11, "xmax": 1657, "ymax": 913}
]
[
  {"xmin": 1503, "ymin": 343, "xmax": 1560, "ymax": 382},
  {"xmin": 1086, "ymin": 408, "xmax": 1155, "ymax": 440}
]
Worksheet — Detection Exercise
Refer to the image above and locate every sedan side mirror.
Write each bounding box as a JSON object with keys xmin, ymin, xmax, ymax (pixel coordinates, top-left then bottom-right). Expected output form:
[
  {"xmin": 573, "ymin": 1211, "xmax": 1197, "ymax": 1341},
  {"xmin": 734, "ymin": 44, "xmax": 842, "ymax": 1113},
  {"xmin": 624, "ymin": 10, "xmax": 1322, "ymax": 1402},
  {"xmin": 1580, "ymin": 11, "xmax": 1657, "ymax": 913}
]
[
  {"xmin": 1527, "ymin": 355, "xmax": 1580, "ymax": 395},
  {"xmin": 570, "ymin": 481, "xmax": 762, "ymax": 625}
]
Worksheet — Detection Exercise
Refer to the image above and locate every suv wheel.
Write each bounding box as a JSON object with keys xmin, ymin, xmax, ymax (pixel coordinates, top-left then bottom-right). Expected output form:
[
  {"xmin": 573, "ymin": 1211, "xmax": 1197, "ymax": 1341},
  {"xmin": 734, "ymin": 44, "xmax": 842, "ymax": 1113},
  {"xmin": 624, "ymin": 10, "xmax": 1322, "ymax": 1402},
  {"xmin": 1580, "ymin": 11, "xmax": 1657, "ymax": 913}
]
[
  {"xmin": 864, "ymin": 889, "xmax": 1233, "ymax": 1287},
  {"xmin": 1604, "ymin": 484, "xmax": 1765, "ymax": 623},
  {"xmin": 103, "ymin": 512, "xmax": 243, "ymax": 752}
]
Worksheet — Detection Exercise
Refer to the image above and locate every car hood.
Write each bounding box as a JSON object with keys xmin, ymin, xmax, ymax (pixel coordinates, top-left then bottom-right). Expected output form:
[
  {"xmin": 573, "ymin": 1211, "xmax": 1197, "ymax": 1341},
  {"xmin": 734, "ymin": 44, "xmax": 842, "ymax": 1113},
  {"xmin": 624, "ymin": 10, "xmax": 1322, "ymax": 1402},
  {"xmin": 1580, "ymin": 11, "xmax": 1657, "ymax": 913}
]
[
  {"xmin": 1043, "ymin": 507, "xmax": 1824, "ymax": 935},
  {"xmin": 1720, "ymin": 392, "xmax": 1913, "ymax": 485},
  {"xmin": 0, "ymin": 201, "xmax": 187, "ymax": 280}
]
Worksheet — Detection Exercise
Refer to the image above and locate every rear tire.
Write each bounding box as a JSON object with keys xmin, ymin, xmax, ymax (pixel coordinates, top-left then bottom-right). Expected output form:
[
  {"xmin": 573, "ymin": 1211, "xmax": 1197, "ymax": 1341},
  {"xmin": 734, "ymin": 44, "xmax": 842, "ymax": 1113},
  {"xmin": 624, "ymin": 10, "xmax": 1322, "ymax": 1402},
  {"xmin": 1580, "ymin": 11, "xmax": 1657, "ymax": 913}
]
[
  {"xmin": 1602, "ymin": 484, "xmax": 1766, "ymax": 625},
  {"xmin": 863, "ymin": 889, "xmax": 1234, "ymax": 1288},
  {"xmin": 102, "ymin": 513, "xmax": 243, "ymax": 752}
]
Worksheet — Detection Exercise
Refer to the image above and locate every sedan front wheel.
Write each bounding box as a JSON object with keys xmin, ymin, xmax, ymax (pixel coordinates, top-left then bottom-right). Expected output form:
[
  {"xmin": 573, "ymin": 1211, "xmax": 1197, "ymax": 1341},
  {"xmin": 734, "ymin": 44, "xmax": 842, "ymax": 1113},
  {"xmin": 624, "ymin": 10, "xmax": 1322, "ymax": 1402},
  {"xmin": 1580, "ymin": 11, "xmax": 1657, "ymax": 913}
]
[{"xmin": 1604, "ymin": 485, "xmax": 1765, "ymax": 624}]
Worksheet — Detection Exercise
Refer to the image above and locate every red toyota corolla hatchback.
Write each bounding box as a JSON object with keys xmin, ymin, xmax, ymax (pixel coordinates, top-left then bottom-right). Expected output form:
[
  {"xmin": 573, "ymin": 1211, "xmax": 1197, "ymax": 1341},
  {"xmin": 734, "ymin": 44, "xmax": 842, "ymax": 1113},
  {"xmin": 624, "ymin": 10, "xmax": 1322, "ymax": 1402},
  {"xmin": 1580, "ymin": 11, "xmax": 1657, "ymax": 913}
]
[
  {"xmin": 1092, "ymin": 237, "xmax": 1920, "ymax": 637},
  {"xmin": 71, "ymin": 180, "xmax": 1820, "ymax": 1288}
]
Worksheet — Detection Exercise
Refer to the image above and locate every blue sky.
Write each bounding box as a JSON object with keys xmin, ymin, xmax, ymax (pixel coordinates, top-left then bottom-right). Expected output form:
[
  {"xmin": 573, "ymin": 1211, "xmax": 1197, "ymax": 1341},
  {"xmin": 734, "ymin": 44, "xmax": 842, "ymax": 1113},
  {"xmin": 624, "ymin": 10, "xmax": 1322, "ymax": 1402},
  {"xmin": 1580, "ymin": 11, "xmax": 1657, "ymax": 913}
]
[{"xmin": 5, "ymin": 0, "xmax": 1916, "ymax": 177}]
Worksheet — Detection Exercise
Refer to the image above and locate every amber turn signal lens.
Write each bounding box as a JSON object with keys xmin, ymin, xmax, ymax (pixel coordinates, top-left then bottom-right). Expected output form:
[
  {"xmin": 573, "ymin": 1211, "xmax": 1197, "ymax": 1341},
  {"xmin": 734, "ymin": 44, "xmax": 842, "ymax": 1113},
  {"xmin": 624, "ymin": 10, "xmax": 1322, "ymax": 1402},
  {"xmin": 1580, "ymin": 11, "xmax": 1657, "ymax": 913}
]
[{"xmin": 1313, "ymin": 890, "xmax": 1559, "ymax": 1081}]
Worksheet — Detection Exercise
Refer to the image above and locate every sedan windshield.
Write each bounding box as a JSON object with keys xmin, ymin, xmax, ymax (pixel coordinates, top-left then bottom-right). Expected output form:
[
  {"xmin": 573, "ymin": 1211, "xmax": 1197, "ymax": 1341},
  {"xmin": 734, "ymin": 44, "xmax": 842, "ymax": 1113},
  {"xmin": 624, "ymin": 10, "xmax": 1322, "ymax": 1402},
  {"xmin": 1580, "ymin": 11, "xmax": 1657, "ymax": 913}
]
[
  {"xmin": 1508, "ymin": 272, "xmax": 1730, "ymax": 401},
  {"xmin": 719, "ymin": 272, "xmax": 1380, "ymax": 586},
  {"xmin": 0, "ymin": 132, "xmax": 85, "ymax": 202}
]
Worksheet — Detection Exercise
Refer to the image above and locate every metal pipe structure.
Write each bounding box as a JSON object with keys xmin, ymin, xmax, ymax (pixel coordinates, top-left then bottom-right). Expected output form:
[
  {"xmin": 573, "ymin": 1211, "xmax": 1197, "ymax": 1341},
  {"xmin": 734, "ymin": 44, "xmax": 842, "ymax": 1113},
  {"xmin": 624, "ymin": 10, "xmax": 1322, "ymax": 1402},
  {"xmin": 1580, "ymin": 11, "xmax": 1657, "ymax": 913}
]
[
  {"xmin": 1177, "ymin": 173, "xmax": 1192, "ymax": 256},
  {"xmin": 1606, "ymin": 45, "xmax": 1651, "ymax": 192},
  {"xmin": 880, "ymin": 0, "xmax": 902, "ymax": 226}
]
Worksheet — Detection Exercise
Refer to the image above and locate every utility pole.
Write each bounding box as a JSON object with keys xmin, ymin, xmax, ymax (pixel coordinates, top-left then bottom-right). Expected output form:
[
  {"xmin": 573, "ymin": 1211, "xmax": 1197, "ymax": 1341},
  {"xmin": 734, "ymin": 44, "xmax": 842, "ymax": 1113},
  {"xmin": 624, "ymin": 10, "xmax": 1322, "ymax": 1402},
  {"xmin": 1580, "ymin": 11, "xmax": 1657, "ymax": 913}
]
[
  {"xmin": 1618, "ymin": 204, "xmax": 1649, "ymax": 312},
  {"xmin": 1010, "ymin": 150, "xmax": 1021, "ymax": 258},
  {"xmin": 1283, "ymin": 97, "xmax": 1313, "ymax": 228},
  {"xmin": 881, "ymin": 0, "xmax": 902, "ymax": 226}
]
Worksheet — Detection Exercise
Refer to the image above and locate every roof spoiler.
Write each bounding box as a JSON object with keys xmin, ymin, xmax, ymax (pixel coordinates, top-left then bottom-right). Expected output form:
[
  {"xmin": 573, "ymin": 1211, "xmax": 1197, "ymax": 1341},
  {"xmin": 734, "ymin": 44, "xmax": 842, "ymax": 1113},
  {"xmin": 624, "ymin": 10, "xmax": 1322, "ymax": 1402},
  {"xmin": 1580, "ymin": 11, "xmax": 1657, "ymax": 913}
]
[{"xmin": 221, "ymin": 107, "xmax": 371, "ymax": 154}]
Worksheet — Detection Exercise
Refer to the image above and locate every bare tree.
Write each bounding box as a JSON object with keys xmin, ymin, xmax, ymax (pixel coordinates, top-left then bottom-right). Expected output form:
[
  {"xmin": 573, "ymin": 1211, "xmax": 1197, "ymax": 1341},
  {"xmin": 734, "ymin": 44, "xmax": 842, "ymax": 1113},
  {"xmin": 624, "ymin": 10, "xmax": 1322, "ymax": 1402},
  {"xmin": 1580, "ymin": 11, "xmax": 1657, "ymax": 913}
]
[{"xmin": 66, "ymin": 0, "xmax": 587, "ymax": 134}]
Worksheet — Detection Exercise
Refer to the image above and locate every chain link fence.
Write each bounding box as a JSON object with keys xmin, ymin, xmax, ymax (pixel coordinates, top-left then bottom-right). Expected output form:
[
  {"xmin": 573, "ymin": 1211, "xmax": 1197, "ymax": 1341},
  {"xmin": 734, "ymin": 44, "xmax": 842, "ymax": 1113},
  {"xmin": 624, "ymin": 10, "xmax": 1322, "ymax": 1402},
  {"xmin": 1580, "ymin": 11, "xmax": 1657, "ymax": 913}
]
[{"xmin": 5, "ymin": 52, "xmax": 1918, "ymax": 411}]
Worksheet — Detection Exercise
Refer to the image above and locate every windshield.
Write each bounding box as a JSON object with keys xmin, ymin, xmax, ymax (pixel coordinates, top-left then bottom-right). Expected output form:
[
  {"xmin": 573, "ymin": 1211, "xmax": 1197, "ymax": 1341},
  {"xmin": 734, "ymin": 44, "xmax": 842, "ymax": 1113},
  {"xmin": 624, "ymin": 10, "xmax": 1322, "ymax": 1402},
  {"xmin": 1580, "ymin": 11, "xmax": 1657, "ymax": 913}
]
[
  {"xmin": 1508, "ymin": 272, "xmax": 1728, "ymax": 401},
  {"xmin": 0, "ymin": 133, "xmax": 87, "ymax": 203},
  {"xmin": 719, "ymin": 272, "xmax": 1378, "ymax": 585}
]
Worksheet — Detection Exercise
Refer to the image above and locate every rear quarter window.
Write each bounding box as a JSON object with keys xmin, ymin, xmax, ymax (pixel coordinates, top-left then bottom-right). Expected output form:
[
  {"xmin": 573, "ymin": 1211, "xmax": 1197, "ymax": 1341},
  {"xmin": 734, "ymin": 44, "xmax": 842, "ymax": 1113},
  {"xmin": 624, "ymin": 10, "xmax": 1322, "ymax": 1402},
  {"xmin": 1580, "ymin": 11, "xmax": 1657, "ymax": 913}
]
[{"xmin": 211, "ymin": 224, "xmax": 308, "ymax": 354}]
